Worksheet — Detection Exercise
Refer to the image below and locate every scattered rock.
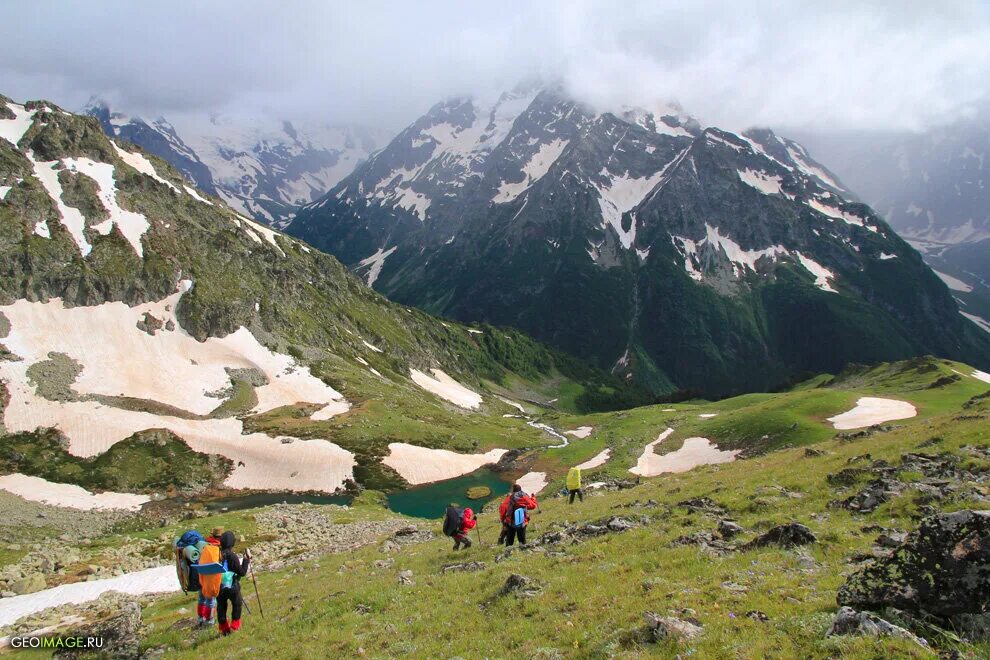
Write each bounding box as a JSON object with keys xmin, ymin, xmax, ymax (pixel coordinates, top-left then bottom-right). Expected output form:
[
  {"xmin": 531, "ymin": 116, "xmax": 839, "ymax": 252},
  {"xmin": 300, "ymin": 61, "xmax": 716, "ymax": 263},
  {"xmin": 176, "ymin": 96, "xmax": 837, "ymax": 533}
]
[
  {"xmin": 677, "ymin": 497, "xmax": 727, "ymax": 517},
  {"xmin": 54, "ymin": 602, "xmax": 143, "ymax": 659},
  {"xmin": 743, "ymin": 523, "xmax": 816, "ymax": 549},
  {"xmin": 745, "ymin": 610, "xmax": 769, "ymax": 622},
  {"xmin": 803, "ymin": 447, "xmax": 825, "ymax": 457},
  {"xmin": 717, "ymin": 519, "xmax": 743, "ymax": 539},
  {"xmin": 672, "ymin": 531, "xmax": 736, "ymax": 556},
  {"xmin": 643, "ymin": 612, "xmax": 703, "ymax": 643},
  {"xmin": 441, "ymin": 562, "xmax": 487, "ymax": 574},
  {"xmin": 720, "ymin": 581, "xmax": 748, "ymax": 594},
  {"xmin": 826, "ymin": 606, "xmax": 927, "ymax": 648},
  {"xmin": 397, "ymin": 569, "xmax": 414, "ymax": 586},
  {"xmin": 497, "ymin": 574, "xmax": 542, "ymax": 598},
  {"xmin": 10, "ymin": 574, "xmax": 46, "ymax": 595}
]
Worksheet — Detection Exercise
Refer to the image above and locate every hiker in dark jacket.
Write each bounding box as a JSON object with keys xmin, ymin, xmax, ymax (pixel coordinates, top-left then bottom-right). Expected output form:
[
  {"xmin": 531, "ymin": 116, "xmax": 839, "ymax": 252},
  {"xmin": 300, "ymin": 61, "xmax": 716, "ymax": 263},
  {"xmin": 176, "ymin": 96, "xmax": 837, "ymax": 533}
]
[
  {"xmin": 217, "ymin": 531, "xmax": 251, "ymax": 635},
  {"xmin": 499, "ymin": 484, "xmax": 538, "ymax": 547}
]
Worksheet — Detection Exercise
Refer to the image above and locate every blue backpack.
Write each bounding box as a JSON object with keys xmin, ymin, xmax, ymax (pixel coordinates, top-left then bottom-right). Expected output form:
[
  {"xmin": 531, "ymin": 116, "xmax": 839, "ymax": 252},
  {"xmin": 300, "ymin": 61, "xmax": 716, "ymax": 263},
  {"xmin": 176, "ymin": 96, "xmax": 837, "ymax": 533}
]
[{"xmin": 511, "ymin": 503, "xmax": 527, "ymax": 528}]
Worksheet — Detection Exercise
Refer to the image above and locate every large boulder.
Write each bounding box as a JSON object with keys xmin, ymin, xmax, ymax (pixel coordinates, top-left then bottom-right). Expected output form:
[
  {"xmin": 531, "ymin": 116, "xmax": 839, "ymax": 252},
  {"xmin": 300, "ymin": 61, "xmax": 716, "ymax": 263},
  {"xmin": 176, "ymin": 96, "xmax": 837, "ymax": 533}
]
[{"xmin": 838, "ymin": 510, "xmax": 990, "ymax": 618}]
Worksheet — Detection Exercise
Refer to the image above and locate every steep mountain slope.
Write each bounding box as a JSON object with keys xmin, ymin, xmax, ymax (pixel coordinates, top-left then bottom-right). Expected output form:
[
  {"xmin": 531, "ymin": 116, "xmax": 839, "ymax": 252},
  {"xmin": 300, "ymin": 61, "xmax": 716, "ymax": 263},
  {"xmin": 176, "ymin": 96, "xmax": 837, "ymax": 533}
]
[
  {"xmin": 796, "ymin": 117, "xmax": 990, "ymax": 330},
  {"xmin": 0, "ymin": 94, "xmax": 644, "ymax": 497},
  {"xmin": 288, "ymin": 88, "xmax": 990, "ymax": 397},
  {"xmin": 85, "ymin": 99, "xmax": 383, "ymax": 227}
]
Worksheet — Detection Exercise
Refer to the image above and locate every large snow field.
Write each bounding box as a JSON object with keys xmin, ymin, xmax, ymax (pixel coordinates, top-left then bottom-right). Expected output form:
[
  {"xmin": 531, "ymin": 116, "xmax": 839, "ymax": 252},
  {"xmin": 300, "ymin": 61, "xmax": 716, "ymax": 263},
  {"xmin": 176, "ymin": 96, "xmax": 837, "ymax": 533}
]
[
  {"xmin": 1, "ymin": 281, "xmax": 348, "ymax": 418},
  {"xmin": 382, "ymin": 443, "xmax": 508, "ymax": 485},
  {"xmin": 0, "ymin": 283, "xmax": 355, "ymax": 492}
]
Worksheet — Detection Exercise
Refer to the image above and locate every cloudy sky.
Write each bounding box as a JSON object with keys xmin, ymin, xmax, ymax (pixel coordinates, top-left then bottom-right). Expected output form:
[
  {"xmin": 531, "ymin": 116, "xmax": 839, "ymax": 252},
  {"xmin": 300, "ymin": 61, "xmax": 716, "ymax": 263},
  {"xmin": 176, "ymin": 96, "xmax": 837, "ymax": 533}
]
[{"xmin": 1, "ymin": 0, "xmax": 988, "ymax": 132}]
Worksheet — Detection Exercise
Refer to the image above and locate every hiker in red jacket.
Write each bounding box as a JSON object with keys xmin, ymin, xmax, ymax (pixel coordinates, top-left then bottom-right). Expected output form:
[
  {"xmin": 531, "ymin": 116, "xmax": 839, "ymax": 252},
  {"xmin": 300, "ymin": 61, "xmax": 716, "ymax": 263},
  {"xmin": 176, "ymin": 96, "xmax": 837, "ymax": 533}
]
[
  {"xmin": 453, "ymin": 507, "xmax": 477, "ymax": 550},
  {"xmin": 499, "ymin": 484, "xmax": 538, "ymax": 547}
]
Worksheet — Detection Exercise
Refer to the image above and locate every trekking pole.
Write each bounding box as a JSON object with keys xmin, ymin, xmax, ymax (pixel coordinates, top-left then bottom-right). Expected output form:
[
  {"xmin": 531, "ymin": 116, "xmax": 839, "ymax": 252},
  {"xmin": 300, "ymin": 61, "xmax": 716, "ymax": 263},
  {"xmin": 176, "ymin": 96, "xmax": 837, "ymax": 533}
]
[
  {"xmin": 240, "ymin": 591, "xmax": 253, "ymax": 616},
  {"xmin": 475, "ymin": 521, "xmax": 483, "ymax": 547},
  {"xmin": 246, "ymin": 550, "xmax": 265, "ymax": 619}
]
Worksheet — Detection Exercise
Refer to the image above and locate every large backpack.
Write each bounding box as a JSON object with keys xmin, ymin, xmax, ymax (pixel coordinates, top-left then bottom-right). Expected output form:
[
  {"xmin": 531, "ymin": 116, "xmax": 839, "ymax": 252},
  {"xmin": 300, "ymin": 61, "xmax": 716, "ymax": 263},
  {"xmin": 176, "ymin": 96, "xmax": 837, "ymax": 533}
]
[
  {"xmin": 566, "ymin": 467, "xmax": 581, "ymax": 491},
  {"xmin": 173, "ymin": 530, "xmax": 204, "ymax": 592},
  {"xmin": 198, "ymin": 543, "xmax": 225, "ymax": 598},
  {"xmin": 443, "ymin": 506, "xmax": 465, "ymax": 537},
  {"xmin": 508, "ymin": 494, "xmax": 528, "ymax": 528}
]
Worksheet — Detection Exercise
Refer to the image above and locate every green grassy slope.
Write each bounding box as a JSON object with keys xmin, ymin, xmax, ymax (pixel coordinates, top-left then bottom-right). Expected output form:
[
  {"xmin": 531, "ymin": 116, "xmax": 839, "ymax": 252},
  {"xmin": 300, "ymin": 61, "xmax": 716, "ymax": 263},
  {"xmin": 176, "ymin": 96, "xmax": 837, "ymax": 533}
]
[{"xmin": 108, "ymin": 357, "xmax": 989, "ymax": 658}]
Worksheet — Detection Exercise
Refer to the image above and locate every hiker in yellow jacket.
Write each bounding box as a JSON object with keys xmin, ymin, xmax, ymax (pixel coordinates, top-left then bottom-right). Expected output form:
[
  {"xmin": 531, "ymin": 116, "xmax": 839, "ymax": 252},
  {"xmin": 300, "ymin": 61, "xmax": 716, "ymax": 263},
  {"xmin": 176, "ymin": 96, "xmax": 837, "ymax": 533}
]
[{"xmin": 566, "ymin": 467, "xmax": 583, "ymax": 504}]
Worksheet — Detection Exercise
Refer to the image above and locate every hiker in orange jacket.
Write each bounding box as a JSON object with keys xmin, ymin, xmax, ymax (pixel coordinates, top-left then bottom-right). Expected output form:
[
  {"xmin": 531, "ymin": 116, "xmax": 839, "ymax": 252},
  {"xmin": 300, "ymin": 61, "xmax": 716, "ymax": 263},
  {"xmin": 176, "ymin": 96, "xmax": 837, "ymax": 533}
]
[
  {"xmin": 499, "ymin": 484, "xmax": 538, "ymax": 547},
  {"xmin": 196, "ymin": 527, "xmax": 223, "ymax": 625},
  {"xmin": 452, "ymin": 507, "xmax": 477, "ymax": 550}
]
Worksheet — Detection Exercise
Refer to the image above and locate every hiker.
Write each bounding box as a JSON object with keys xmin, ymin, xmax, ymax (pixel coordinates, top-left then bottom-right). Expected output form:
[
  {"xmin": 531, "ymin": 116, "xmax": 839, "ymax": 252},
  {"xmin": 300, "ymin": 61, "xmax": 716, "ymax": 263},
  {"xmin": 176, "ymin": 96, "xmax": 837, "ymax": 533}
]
[
  {"xmin": 499, "ymin": 484, "xmax": 538, "ymax": 546},
  {"xmin": 174, "ymin": 530, "xmax": 207, "ymax": 623},
  {"xmin": 453, "ymin": 507, "xmax": 477, "ymax": 550},
  {"xmin": 566, "ymin": 467, "xmax": 584, "ymax": 504},
  {"xmin": 443, "ymin": 504, "xmax": 477, "ymax": 550},
  {"xmin": 196, "ymin": 527, "xmax": 224, "ymax": 626},
  {"xmin": 496, "ymin": 485, "xmax": 513, "ymax": 545},
  {"xmin": 217, "ymin": 531, "xmax": 252, "ymax": 635}
]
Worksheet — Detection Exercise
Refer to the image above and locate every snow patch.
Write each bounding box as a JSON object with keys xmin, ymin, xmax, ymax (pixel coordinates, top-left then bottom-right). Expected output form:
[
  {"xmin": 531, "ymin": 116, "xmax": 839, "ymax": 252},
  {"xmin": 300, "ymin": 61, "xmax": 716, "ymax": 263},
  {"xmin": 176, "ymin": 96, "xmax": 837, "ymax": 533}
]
[
  {"xmin": 575, "ymin": 448, "xmax": 611, "ymax": 470},
  {"xmin": 630, "ymin": 430, "xmax": 739, "ymax": 476},
  {"xmin": 410, "ymin": 368, "xmax": 482, "ymax": 409},
  {"xmin": 63, "ymin": 156, "xmax": 150, "ymax": 257},
  {"xmin": 807, "ymin": 198, "xmax": 874, "ymax": 231},
  {"xmin": 362, "ymin": 340, "xmax": 383, "ymax": 353},
  {"xmin": 0, "ymin": 566, "xmax": 179, "ymax": 628},
  {"xmin": 933, "ymin": 269, "xmax": 973, "ymax": 293},
  {"xmin": 111, "ymin": 142, "xmax": 178, "ymax": 192},
  {"xmin": 0, "ymin": 474, "xmax": 150, "ymax": 511},
  {"xmin": 827, "ymin": 397, "xmax": 917, "ymax": 430},
  {"xmin": 183, "ymin": 185, "xmax": 213, "ymax": 205},
  {"xmin": 704, "ymin": 224, "xmax": 788, "ymax": 275},
  {"xmin": 237, "ymin": 215, "xmax": 285, "ymax": 256},
  {"xmin": 795, "ymin": 252, "xmax": 838, "ymax": 292},
  {"xmin": 28, "ymin": 155, "xmax": 92, "ymax": 255},
  {"xmin": 357, "ymin": 246, "xmax": 397, "ymax": 287},
  {"xmin": 382, "ymin": 442, "xmax": 507, "ymax": 485},
  {"xmin": 497, "ymin": 396, "xmax": 526, "ymax": 413},
  {"xmin": 564, "ymin": 426, "xmax": 593, "ymax": 439},
  {"xmin": 516, "ymin": 471, "xmax": 548, "ymax": 495},
  {"xmin": 0, "ymin": 102, "xmax": 37, "ymax": 146},
  {"xmin": 0, "ymin": 185, "xmax": 11, "ymax": 200},
  {"xmin": 738, "ymin": 168, "xmax": 784, "ymax": 195},
  {"xmin": 962, "ymin": 311, "xmax": 990, "ymax": 334},
  {"xmin": 492, "ymin": 139, "xmax": 568, "ymax": 203}
]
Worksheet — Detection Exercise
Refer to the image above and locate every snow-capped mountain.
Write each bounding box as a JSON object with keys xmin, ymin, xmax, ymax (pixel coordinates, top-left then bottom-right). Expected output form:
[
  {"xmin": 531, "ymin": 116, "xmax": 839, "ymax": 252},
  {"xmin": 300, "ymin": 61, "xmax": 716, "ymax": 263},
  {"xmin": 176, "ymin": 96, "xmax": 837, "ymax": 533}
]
[
  {"xmin": 288, "ymin": 86, "xmax": 990, "ymax": 397},
  {"xmin": 85, "ymin": 99, "xmax": 384, "ymax": 226},
  {"xmin": 797, "ymin": 116, "xmax": 990, "ymax": 288}
]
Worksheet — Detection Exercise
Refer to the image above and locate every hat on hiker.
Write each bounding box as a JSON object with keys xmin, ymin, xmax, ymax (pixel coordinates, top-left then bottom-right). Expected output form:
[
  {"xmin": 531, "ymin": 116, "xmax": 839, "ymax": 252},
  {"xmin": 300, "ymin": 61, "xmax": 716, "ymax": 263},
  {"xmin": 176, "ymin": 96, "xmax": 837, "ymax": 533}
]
[
  {"xmin": 211, "ymin": 526, "xmax": 225, "ymax": 538},
  {"xmin": 512, "ymin": 483, "xmax": 522, "ymax": 492}
]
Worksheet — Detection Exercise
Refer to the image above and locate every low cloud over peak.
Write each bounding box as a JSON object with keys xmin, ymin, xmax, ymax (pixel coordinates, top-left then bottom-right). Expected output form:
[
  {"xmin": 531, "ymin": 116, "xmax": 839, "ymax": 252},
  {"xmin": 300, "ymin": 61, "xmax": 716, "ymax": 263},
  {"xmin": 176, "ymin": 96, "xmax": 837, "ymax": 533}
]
[{"xmin": 2, "ymin": 0, "xmax": 988, "ymax": 133}]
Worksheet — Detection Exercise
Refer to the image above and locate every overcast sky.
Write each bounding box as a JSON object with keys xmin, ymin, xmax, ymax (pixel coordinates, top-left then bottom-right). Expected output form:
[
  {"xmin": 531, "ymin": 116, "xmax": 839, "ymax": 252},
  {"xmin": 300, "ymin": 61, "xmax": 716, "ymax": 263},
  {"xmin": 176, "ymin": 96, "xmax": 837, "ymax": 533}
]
[{"xmin": 1, "ymin": 1, "xmax": 988, "ymax": 133}]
